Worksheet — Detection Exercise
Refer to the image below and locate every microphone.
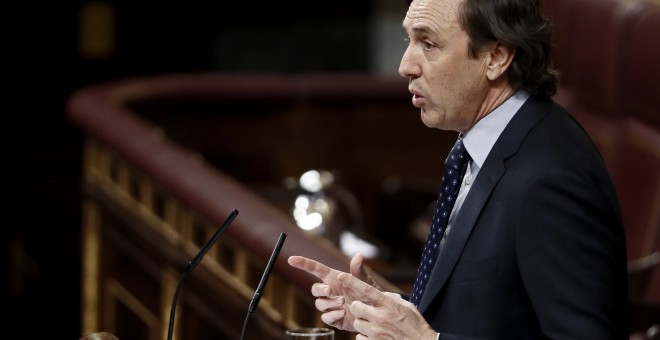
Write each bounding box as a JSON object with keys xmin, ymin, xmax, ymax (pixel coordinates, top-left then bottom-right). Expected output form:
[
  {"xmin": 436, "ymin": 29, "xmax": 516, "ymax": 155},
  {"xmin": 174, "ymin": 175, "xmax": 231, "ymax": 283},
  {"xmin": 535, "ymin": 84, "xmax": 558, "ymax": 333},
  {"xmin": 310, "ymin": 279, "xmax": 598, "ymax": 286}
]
[
  {"xmin": 239, "ymin": 232, "xmax": 287, "ymax": 340},
  {"xmin": 166, "ymin": 208, "xmax": 239, "ymax": 340}
]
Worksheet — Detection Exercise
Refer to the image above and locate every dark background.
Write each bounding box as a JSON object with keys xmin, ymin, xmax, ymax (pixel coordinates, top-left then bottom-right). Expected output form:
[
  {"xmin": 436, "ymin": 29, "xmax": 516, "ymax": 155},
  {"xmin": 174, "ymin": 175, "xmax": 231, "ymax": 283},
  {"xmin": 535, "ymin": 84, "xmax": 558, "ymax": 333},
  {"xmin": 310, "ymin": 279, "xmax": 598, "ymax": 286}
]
[{"xmin": 7, "ymin": 1, "xmax": 402, "ymax": 338}]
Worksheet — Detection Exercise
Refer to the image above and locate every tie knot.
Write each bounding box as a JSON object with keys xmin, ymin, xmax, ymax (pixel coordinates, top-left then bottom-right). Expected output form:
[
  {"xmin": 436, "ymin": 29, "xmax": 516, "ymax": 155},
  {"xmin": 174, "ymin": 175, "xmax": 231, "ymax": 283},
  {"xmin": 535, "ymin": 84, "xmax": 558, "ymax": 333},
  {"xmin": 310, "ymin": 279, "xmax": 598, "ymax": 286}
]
[{"xmin": 446, "ymin": 137, "xmax": 470, "ymax": 170}]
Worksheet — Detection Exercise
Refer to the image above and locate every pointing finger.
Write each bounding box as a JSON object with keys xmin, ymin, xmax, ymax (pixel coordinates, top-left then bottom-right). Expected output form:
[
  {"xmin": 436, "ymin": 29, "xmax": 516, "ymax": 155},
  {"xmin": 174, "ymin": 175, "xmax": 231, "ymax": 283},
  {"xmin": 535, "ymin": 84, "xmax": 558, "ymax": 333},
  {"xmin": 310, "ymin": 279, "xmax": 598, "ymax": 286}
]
[{"xmin": 288, "ymin": 255, "xmax": 334, "ymax": 281}]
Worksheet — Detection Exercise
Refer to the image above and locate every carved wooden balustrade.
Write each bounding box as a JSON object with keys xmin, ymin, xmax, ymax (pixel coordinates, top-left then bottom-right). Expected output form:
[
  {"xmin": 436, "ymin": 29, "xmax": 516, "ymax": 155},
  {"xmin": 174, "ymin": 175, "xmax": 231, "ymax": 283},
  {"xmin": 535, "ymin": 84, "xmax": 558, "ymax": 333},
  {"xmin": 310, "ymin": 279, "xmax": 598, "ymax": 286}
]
[{"xmin": 67, "ymin": 73, "xmax": 446, "ymax": 340}]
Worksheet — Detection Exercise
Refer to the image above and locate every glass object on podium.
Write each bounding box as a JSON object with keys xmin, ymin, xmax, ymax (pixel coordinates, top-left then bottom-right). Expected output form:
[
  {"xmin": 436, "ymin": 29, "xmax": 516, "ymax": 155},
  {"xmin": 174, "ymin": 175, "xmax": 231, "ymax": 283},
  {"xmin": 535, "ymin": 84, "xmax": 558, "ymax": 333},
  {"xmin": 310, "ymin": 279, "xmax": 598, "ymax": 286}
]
[{"xmin": 285, "ymin": 327, "xmax": 335, "ymax": 339}]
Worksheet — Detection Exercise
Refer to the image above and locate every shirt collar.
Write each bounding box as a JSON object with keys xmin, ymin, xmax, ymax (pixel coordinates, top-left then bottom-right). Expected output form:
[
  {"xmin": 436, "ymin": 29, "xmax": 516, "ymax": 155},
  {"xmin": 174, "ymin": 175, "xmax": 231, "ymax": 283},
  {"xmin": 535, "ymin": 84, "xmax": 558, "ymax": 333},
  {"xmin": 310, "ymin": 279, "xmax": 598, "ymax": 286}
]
[{"xmin": 462, "ymin": 91, "xmax": 530, "ymax": 169}]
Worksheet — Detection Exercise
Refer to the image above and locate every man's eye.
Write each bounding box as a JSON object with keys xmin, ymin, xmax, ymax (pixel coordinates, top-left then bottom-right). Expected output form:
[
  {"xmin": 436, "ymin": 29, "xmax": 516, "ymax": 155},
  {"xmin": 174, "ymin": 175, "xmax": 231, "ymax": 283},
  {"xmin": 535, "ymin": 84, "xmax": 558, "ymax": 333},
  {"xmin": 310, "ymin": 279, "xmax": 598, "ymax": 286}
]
[{"xmin": 424, "ymin": 41, "xmax": 435, "ymax": 49}]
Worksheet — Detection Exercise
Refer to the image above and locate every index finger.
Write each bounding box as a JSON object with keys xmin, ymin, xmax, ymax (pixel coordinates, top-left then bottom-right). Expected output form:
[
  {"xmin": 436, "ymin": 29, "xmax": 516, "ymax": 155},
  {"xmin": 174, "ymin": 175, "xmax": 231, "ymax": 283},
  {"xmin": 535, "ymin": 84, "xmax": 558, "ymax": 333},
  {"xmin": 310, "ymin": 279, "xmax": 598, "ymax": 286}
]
[
  {"xmin": 338, "ymin": 272, "xmax": 385, "ymax": 305},
  {"xmin": 288, "ymin": 255, "xmax": 335, "ymax": 282}
]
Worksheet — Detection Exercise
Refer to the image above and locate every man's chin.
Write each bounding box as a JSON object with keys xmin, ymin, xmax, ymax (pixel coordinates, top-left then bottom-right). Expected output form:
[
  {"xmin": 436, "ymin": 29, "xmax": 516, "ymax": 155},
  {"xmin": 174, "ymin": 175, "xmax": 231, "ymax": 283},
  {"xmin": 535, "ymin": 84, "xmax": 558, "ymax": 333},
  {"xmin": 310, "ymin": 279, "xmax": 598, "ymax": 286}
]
[
  {"xmin": 420, "ymin": 109, "xmax": 436, "ymax": 128},
  {"xmin": 420, "ymin": 111, "xmax": 454, "ymax": 131}
]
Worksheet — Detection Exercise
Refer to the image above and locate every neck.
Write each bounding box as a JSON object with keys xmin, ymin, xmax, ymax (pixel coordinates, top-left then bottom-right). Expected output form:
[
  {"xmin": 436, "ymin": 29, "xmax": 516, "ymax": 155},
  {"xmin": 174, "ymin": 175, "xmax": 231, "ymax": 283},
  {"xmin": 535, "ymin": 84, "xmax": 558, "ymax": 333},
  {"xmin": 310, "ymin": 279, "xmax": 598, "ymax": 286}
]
[{"xmin": 463, "ymin": 83, "xmax": 515, "ymax": 134}]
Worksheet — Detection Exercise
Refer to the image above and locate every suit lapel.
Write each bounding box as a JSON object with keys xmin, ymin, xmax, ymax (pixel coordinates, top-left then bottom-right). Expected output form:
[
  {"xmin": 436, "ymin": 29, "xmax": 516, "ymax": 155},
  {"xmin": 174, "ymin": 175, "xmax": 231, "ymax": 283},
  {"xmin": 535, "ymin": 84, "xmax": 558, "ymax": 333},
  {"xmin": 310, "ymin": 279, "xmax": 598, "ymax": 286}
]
[{"xmin": 417, "ymin": 95, "xmax": 553, "ymax": 313}]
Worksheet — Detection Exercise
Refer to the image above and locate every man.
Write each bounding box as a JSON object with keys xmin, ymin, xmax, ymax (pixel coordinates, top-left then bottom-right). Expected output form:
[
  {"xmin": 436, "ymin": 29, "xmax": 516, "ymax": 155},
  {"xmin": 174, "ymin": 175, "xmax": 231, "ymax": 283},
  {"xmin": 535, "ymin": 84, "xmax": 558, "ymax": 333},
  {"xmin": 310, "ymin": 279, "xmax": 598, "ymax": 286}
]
[{"xmin": 288, "ymin": 0, "xmax": 629, "ymax": 338}]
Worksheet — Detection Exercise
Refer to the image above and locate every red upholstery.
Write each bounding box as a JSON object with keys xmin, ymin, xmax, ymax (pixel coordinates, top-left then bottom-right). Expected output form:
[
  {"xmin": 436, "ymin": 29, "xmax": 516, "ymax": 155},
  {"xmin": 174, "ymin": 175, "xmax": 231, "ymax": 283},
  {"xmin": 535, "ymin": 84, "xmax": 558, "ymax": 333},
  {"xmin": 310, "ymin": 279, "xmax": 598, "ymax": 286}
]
[
  {"xmin": 543, "ymin": 0, "xmax": 660, "ymax": 304},
  {"xmin": 619, "ymin": 5, "xmax": 660, "ymax": 127},
  {"xmin": 615, "ymin": 3, "xmax": 660, "ymax": 303},
  {"xmin": 540, "ymin": 0, "xmax": 578, "ymax": 86}
]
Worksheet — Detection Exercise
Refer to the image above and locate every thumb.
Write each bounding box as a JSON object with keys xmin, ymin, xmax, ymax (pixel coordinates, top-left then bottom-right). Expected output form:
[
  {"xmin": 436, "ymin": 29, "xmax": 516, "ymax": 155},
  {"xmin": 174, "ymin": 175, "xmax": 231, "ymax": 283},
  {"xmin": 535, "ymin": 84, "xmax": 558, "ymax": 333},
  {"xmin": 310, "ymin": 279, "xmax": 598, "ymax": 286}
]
[{"xmin": 349, "ymin": 253, "xmax": 379, "ymax": 289}]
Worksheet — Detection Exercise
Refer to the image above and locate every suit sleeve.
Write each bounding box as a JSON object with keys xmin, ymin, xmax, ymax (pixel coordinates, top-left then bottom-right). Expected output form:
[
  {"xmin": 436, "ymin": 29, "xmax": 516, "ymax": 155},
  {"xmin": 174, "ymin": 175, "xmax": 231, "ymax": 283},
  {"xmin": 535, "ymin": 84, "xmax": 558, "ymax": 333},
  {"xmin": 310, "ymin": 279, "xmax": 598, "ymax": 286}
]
[{"xmin": 515, "ymin": 167, "xmax": 628, "ymax": 339}]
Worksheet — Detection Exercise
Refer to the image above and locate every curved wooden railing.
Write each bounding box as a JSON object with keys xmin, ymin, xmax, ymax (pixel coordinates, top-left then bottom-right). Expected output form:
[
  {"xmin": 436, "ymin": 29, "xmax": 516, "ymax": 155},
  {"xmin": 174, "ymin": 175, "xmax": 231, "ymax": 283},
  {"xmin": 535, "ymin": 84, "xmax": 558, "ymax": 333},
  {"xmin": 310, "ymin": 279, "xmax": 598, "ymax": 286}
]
[{"xmin": 67, "ymin": 73, "xmax": 427, "ymax": 340}]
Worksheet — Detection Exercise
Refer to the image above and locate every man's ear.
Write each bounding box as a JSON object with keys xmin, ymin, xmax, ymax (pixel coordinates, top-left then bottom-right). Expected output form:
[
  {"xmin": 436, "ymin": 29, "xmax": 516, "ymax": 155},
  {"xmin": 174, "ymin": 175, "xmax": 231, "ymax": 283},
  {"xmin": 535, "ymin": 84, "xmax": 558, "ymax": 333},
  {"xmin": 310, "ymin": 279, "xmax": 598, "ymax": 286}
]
[{"xmin": 485, "ymin": 43, "xmax": 516, "ymax": 81}]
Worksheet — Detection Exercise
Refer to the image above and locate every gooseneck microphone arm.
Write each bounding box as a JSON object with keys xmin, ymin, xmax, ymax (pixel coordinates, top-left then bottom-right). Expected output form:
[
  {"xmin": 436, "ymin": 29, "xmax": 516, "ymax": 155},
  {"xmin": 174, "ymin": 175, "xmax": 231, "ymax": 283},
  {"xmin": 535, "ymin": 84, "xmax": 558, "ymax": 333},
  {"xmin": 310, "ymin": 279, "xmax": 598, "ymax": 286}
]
[
  {"xmin": 239, "ymin": 232, "xmax": 287, "ymax": 340},
  {"xmin": 166, "ymin": 208, "xmax": 239, "ymax": 340}
]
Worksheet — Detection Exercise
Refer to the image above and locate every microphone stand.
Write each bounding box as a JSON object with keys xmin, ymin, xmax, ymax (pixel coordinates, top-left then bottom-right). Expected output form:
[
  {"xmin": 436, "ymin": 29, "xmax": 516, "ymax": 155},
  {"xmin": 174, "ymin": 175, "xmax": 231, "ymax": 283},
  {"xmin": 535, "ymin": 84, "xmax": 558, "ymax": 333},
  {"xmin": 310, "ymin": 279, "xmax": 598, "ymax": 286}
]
[
  {"xmin": 166, "ymin": 208, "xmax": 239, "ymax": 340},
  {"xmin": 239, "ymin": 232, "xmax": 287, "ymax": 340}
]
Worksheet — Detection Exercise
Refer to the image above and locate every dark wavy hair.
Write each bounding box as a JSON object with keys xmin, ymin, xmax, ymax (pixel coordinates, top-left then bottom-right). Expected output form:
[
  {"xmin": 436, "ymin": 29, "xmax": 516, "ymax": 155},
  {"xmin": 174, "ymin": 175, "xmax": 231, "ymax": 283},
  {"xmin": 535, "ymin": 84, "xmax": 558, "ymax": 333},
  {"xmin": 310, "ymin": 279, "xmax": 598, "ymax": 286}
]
[
  {"xmin": 405, "ymin": 0, "xmax": 559, "ymax": 96},
  {"xmin": 458, "ymin": 0, "xmax": 559, "ymax": 96}
]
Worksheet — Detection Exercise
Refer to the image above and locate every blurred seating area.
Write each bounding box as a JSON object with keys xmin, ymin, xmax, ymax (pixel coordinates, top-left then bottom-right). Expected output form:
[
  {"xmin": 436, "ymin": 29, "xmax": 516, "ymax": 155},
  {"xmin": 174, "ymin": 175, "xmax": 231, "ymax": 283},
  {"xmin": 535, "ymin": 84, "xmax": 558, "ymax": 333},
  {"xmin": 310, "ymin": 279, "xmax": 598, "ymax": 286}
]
[{"xmin": 541, "ymin": 0, "xmax": 660, "ymax": 336}]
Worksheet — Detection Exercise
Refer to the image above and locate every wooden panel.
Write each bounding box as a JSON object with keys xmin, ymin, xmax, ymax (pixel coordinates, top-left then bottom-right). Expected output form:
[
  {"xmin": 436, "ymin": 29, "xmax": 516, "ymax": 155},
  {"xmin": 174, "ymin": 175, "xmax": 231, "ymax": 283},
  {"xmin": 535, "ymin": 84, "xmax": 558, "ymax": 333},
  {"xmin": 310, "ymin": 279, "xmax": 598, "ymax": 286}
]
[{"xmin": 68, "ymin": 74, "xmax": 417, "ymax": 340}]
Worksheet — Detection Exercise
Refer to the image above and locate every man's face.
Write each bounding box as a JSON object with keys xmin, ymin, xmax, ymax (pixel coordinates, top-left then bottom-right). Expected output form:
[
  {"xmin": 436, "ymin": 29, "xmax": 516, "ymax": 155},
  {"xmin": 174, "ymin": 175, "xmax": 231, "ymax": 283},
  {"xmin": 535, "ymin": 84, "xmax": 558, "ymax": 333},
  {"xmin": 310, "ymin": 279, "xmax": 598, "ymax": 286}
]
[{"xmin": 399, "ymin": 0, "xmax": 490, "ymax": 133}]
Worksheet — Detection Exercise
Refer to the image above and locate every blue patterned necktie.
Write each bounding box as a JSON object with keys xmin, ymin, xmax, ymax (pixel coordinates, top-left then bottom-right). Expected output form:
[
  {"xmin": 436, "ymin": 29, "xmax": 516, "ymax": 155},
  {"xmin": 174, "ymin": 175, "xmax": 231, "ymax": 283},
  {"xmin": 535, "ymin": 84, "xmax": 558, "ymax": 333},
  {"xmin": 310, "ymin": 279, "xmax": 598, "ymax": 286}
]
[{"xmin": 410, "ymin": 136, "xmax": 471, "ymax": 308}]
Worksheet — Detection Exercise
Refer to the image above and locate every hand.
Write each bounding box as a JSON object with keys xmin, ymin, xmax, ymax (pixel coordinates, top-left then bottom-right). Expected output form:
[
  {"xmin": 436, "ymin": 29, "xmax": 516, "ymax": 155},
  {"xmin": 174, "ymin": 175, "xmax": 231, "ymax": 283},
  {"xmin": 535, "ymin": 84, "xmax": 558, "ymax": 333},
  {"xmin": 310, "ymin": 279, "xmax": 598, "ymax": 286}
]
[
  {"xmin": 338, "ymin": 272, "xmax": 437, "ymax": 340},
  {"xmin": 287, "ymin": 253, "xmax": 378, "ymax": 332}
]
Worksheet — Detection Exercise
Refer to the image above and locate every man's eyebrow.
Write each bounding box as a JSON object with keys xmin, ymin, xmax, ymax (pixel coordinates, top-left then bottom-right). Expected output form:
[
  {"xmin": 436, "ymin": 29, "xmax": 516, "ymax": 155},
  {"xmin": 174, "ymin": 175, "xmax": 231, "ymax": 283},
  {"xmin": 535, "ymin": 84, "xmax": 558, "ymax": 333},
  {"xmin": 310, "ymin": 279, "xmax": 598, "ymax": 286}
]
[{"xmin": 411, "ymin": 26, "xmax": 431, "ymax": 34}]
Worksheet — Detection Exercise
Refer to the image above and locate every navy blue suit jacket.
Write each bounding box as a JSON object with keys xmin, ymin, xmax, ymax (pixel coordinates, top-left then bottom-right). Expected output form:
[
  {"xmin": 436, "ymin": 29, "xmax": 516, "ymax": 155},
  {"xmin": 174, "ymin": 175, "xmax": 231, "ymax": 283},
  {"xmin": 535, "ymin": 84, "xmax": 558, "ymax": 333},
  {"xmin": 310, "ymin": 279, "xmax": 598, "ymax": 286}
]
[{"xmin": 417, "ymin": 95, "xmax": 628, "ymax": 339}]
